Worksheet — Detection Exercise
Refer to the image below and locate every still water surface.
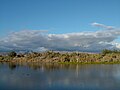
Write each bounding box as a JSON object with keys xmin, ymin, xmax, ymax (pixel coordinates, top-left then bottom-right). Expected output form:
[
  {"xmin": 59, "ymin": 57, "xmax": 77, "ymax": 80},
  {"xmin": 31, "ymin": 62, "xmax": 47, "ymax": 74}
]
[{"xmin": 0, "ymin": 63, "xmax": 120, "ymax": 90}]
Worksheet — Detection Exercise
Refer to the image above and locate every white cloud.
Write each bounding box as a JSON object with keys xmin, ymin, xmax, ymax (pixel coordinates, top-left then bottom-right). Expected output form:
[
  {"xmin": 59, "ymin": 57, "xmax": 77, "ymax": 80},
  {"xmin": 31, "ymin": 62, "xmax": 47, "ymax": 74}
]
[
  {"xmin": 91, "ymin": 22, "xmax": 114, "ymax": 30},
  {"xmin": 0, "ymin": 23, "xmax": 120, "ymax": 52}
]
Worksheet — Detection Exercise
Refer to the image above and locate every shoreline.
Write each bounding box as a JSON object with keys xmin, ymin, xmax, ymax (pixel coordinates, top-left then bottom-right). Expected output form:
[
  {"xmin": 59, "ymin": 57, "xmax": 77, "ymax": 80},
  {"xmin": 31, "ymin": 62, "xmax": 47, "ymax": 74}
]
[
  {"xmin": 1, "ymin": 50, "xmax": 120, "ymax": 64},
  {"xmin": 1, "ymin": 60, "xmax": 120, "ymax": 64}
]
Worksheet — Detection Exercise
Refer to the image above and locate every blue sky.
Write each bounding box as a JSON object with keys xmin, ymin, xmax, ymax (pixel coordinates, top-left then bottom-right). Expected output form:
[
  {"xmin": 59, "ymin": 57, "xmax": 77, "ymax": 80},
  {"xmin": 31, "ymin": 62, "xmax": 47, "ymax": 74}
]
[
  {"xmin": 0, "ymin": 0, "xmax": 120, "ymax": 52},
  {"xmin": 0, "ymin": 0, "xmax": 120, "ymax": 35}
]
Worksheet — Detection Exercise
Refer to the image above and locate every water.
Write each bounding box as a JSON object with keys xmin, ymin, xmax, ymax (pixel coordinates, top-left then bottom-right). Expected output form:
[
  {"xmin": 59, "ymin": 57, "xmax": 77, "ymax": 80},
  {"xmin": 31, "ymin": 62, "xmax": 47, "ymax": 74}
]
[{"xmin": 0, "ymin": 62, "xmax": 120, "ymax": 90}]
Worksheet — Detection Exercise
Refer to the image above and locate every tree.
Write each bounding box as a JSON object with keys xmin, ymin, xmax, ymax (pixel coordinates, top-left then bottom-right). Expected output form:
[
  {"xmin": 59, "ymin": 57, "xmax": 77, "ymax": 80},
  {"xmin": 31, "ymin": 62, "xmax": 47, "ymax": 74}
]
[
  {"xmin": 101, "ymin": 49, "xmax": 111, "ymax": 55},
  {"xmin": 8, "ymin": 51, "xmax": 17, "ymax": 57}
]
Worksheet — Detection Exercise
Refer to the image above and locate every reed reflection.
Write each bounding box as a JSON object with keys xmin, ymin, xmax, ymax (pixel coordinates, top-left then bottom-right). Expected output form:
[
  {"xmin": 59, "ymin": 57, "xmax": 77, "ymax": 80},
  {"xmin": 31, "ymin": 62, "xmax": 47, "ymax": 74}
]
[{"xmin": 0, "ymin": 63, "xmax": 120, "ymax": 90}]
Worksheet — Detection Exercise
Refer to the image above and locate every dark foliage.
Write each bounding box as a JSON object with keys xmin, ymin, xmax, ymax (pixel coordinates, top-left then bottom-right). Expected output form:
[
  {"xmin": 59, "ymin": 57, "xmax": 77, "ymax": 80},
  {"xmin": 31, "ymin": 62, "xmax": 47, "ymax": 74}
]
[{"xmin": 8, "ymin": 51, "xmax": 17, "ymax": 57}]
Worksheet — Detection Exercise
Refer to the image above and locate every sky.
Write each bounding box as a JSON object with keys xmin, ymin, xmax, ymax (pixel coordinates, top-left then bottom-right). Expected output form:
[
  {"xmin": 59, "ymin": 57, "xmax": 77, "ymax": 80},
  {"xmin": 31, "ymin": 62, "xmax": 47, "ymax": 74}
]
[{"xmin": 0, "ymin": 0, "xmax": 120, "ymax": 52}]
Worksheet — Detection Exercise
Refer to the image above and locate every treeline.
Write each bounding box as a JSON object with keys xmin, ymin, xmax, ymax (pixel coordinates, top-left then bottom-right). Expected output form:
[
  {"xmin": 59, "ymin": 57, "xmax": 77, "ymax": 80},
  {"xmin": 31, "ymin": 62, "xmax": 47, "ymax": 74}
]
[
  {"xmin": 0, "ymin": 49, "xmax": 120, "ymax": 63},
  {"xmin": 101, "ymin": 49, "xmax": 120, "ymax": 55},
  {"xmin": 0, "ymin": 51, "xmax": 17, "ymax": 61}
]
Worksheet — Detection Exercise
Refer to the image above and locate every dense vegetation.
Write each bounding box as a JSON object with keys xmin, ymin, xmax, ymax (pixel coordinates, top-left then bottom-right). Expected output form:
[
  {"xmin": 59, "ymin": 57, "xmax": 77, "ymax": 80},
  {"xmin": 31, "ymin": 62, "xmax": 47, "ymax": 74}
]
[
  {"xmin": 0, "ymin": 49, "xmax": 120, "ymax": 64},
  {"xmin": 101, "ymin": 49, "xmax": 120, "ymax": 55}
]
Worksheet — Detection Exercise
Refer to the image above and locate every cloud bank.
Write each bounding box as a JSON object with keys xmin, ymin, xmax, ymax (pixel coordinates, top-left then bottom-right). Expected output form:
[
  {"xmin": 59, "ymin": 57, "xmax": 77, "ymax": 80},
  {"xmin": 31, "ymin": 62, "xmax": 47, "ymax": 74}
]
[{"xmin": 0, "ymin": 23, "xmax": 120, "ymax": 52}]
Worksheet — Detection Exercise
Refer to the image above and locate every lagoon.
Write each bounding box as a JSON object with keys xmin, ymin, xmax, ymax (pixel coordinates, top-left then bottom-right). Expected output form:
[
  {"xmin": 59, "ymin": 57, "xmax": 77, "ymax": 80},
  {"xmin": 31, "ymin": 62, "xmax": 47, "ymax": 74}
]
[{"xmin": 0, "ymin": 63, "xmax": 120, "ymax": 90}]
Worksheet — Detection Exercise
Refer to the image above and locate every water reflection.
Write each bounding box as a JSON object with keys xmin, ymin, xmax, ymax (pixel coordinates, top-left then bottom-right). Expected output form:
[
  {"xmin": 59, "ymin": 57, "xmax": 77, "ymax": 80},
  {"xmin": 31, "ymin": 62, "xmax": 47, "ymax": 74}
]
[
  {"xmin": 8, "ymin": 63, "xmax": 17, "ymax": 70},
  {"xmin": 0, "ymin": 62, "xmax": 120, "ymax": 90}
]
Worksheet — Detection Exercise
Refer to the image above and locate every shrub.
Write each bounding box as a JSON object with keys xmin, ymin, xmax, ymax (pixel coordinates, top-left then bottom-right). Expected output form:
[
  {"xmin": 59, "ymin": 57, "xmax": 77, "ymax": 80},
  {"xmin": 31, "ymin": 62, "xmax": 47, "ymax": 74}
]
[
  {"xmin": 8, "ymin": 51, "xmax": 17, "ymax": 57},
  {"xmin": 101, "ymin": 49, "xmax": 120, "ymax": 55}
]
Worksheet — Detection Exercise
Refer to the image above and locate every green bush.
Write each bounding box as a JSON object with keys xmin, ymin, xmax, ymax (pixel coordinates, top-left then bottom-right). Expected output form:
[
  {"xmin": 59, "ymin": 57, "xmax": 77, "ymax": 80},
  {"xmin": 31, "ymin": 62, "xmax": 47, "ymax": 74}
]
[
  {"xmin": 102, "ymin": 49, "xmax": 120, "ymax": 55},
  {"xmin": 0, "ymin": 57, "xmax": 4, "ymax": 60},
  {"xmin": 8, "ymin": 51, "xmax": 17, "ymax": 57}
]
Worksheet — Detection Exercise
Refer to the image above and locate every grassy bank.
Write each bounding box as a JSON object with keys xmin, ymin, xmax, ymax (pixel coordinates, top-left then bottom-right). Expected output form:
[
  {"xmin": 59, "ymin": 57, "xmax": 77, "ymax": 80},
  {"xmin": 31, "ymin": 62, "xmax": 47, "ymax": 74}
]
[
  {"xmin": 0, "ymin": 50, "xmax": 120, "ymax": 64},
  {"xmin": 59, "ymin": 61, "xmax": 120, "ymax": 64}
]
